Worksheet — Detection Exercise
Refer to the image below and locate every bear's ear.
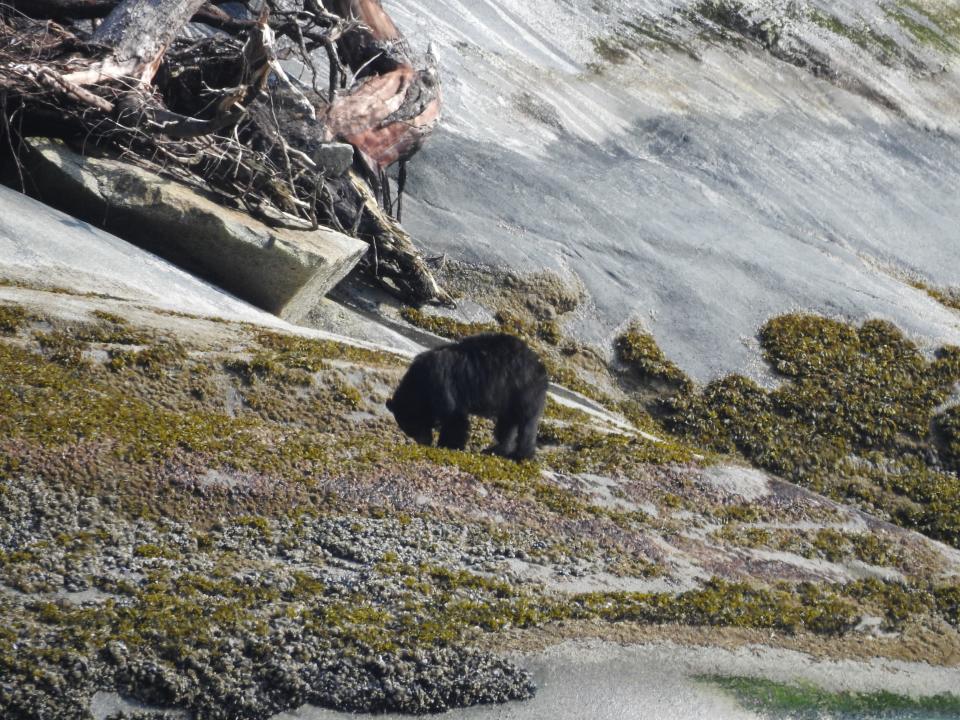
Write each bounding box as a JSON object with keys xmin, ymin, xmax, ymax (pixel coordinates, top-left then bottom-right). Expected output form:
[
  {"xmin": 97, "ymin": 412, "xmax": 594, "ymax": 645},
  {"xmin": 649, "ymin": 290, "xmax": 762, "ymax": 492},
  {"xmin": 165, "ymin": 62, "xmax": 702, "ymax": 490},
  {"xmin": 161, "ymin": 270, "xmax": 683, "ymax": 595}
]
[{"xmin": 386, "ymin": 397, "xmax": 395, "ymax": 412}]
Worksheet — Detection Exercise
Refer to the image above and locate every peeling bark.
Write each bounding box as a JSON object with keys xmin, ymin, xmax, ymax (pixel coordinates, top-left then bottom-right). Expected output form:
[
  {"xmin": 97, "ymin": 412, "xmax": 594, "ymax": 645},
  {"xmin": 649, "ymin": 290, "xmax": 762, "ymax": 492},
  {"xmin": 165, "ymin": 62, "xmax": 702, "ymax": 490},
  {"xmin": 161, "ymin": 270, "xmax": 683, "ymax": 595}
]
[{"xmin": 93, "ymin": 0, "xmax": 207, "ymax": 80}]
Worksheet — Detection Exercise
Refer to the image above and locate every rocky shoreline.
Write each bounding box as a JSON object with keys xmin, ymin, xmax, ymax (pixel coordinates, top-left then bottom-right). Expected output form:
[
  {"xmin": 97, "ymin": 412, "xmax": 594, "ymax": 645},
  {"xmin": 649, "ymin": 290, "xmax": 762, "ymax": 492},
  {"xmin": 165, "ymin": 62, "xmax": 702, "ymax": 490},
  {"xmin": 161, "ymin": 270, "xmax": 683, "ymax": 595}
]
[{"xmin": 1, "ymin": 278, "xmax": 959, "ymax": 718}]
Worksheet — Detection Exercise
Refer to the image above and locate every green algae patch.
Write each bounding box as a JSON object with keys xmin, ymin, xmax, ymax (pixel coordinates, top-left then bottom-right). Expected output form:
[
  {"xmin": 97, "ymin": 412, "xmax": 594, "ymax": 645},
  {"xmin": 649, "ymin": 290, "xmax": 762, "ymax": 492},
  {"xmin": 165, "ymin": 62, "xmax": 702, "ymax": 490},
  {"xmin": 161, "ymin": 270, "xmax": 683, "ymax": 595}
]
[
  {"xmin": 0, "ymin": 303, "xmax": 28, "ymax": 334},
  {"xmin": 615, "ymin": 325, "xmax": 691, "ymax": 389},
  {"xmin": 843, "ymin": 577, "xmax": 935, "ymax": 630},
  {"xmin": 539, "ymin": 423, "xmax": 695, "ymax": 475},
  {"xmin": 0, "ymin": 342, "xmax": 260, "ymax": 462},
  {"xmin": 592, "ymin": 35, "xmax": 632, "ymax": 65},
  {"xmin": 74, "ymin": 320, "xmax": 151, "ymax": 346},
  {"xmin": 563, "ymin": 579, "xmax": 860, "ymax": 635},
  {"xmin": 559, "ymin": 577, "xmax": 959, "ymax": 636},
  {"xmin": 33, "ymin": 329, "xmax": 90, "ymax": 368},
  {"xmin": 710, "ymin": 676, "xmax": 960, "ymax": 717},
  {"xmin": 376, "ymin": 566, "xmax": 883, "ymax": 643},
  {"xmin": 0, "ymin": 331, "xmax": 361, "ymax": 525},
  {"xmin": 759, "ymin": 315, "xmax": 958, "ymax": 445},
  {"xmin": 542, "ymin": 397, "xmax": 595, "ymax": 424},
  {"xmin": 401, "ymin": 306, "xmax": 562, "ymax": 348},
  {"xmin": 713, "ymin": 525, "xmax": 905, "ymax": 568},
  {"xmin": 391, "ymin": 443, "xmax": 541, "ymax": 486},
  {"xmin": 589, "ymin": 15, "xmax": 700, "ymax": 70},
  {"xmin": 935, "ymin": 405, "xmax": 960, "ymax": 472},
  {"xmin": 885, "ymin": 0, "xmax": 960, "ymax": 54},
  {"xmin": 133, "ymin": 543, "xmax": 179, "ymax": 560},
  {"xmin": 391, "ymin": 444, "xmax": 593, "ymax": 516},
  {"xmin": 225, "ymin": 352, "xmax": 314, "ymax": 386},
  {"xmin": 913, "ymin": 280, "xmax": 960, "ymax": 312},
  {"xmin": 935, "ymin": 584, "xmax": 960, "ymax": 627},
  {"xmin": 665, "ymin": 313, "xmax": 960, "ymax": 548},
  {"xmin": 808, "ymin": 9, "xmax": 904, "ymax": 64},
  {"xmin": 34, "ymin": 317, "xmax": 152, "ymax": 360},
  {"xmin": 107, "ymin": 340, "xmax": 187, "ymax": 377},
  {"xmin": 400, "ymin": 307, "xmax": 496, "ymax": 340},
  {"xmin": 91, "ymin": 310, "xmax": 128, "ymax": 325},
  {"xmin": 256, "ymin": 330, "xmax": 405, "ymax": 369},
  {"xmin": 390, "ymin": 440, "xmax": 679, "ymax": 519}
]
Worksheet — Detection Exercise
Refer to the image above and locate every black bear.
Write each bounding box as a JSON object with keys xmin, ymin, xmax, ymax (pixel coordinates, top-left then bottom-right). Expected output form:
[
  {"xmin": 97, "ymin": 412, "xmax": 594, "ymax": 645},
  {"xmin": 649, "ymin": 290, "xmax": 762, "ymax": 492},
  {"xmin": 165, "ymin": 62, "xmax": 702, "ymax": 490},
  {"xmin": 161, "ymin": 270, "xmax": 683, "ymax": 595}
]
[{"xmin": 387, "ymin": 333, "xmax": 548, "ymax": 460}]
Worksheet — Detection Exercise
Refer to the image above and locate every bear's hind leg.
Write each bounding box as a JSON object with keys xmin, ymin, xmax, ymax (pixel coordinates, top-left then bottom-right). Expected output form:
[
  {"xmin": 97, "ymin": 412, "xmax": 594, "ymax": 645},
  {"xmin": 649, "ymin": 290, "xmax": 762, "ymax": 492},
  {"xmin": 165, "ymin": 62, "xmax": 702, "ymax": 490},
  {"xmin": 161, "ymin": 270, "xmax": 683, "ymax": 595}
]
[{"xmin": 438, "ymin": 414, "xmax": 470, "ymax": 450}]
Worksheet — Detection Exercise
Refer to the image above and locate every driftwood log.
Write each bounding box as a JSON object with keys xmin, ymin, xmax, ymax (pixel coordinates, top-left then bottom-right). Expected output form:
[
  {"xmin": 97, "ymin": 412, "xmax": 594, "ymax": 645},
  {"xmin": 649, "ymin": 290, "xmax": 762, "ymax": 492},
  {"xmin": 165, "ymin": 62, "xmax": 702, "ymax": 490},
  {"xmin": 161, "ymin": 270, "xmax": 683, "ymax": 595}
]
[{"xmin": 0, "ymin": 0, "xmax": 452, "ymax": 306}]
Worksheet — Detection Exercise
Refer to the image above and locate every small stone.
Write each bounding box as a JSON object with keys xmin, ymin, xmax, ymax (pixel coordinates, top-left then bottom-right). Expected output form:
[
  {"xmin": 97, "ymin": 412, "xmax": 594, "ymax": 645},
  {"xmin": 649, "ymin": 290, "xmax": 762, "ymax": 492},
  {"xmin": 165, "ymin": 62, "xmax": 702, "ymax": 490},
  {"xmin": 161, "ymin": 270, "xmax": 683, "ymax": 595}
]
[{"xmin": 313, "ymin": 143, "xmax": 355, "ymax": 177}]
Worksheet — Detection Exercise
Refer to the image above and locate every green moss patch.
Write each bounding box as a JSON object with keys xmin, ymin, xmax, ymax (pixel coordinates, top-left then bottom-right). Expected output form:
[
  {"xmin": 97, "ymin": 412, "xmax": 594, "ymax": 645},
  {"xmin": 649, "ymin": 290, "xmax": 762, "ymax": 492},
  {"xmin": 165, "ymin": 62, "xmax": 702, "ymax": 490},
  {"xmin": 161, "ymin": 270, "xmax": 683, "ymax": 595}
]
[
  {"xmin": 392, "ymin": 444, "xmax": 591, "ymax": 517},
  {"xmin": 808, "ymin": 9, "xmax": 904, "ymax": 64},
  {"xmin": 108, "ymin": 341, "xmax": 187, "ymax": 376},
  {"xmin": 0, "ymin": 304, "xmax": 28, "ymax": 334},
  {"xmin": 665, "ymin": 313, "xmax": 960, "ymax": 548},
  {"xmin": 400, "ymin": 307, "xmax": 496, "ymax": 340},
  {"xmin": 615, "ymin": 325, "xmax": 691, "ymax": 389},
  {"xmin": 256, "ymin": 330, "xmax": 404, "ymax": 369},
  {"xmin": 574, "ymin": 580, "xmax": 858, "ymax": 634},
  {"xmin": 913, "ymin": 279, "xmax": 960, "ymax": 312},
  {"xmin": 709, "ymin": 676, "xmax": 960, "ymax": 717},
  {"xmin": 0, "ymin": 342, "xmax": 262, "ymax": 463},
  {"xmin": 714, "ymin": 525, "xmax": 905, "ymax": 568},
  {"xmin": 586, "ymin": 7, "xmax": 704, "ymax": 74},
  {"xmin": 68, "ymin": 320, "xmax": 152, "ymax": 346},
  {"xmin": 884, "ymin": 0, "xmax": 960, "ymax": 54},
  {"xmin": 539, "ymin": 422, "xmax": 695, "ymax": 475}
]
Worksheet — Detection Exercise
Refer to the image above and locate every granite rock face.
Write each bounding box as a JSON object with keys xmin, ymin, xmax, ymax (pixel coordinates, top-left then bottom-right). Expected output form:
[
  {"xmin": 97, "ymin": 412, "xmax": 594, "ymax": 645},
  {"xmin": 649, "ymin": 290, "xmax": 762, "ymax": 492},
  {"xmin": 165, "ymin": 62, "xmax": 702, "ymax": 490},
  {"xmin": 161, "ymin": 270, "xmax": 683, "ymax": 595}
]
[
  {"xmin": 390, "ymin": 0, "xmax": 960, "ymax": 381},
  {"xmin": 20, "ymin": 139, "xmax": 367, "ymax": 323}
]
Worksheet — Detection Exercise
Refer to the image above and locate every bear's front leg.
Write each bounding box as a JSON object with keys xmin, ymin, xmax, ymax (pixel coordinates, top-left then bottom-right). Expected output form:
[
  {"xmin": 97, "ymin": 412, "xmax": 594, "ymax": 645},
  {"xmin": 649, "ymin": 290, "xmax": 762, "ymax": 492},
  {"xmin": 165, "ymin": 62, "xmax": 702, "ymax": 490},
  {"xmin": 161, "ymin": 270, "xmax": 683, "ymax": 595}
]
[
  {"xmin": 437, "ymin": 414, "xmax": 470, "ymax": 450},
  {"xmin": 510, "ymin": 413, "xmax": 540, "ymax": 460},
  {"xmin": 485, "ymin": 415, "xmax": 519, "ymax": 457},
  {"xmin": 509, "ymin": 392, "xmax": 546, "ymax": 461}
]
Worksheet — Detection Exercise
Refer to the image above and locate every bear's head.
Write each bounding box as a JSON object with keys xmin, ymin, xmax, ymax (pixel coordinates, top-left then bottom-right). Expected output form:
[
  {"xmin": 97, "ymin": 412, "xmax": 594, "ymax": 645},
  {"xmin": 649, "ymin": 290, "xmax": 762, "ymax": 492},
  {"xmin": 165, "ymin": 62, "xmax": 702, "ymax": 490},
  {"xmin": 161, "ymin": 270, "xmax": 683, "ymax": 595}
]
[{"xmin": 386, "ymin": 396, "xmax": 433, "ymax": 446}]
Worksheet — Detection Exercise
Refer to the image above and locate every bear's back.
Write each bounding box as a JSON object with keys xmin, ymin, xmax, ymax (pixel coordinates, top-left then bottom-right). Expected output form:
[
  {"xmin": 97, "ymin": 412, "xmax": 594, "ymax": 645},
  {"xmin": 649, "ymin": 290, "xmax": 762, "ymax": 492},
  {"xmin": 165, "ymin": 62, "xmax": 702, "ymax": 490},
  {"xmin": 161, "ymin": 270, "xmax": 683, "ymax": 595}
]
[
  {"xmin": 427, "ymin": 334, "xmax": 546, "ymax": 414},
  {"xmin": 448, "ymin": 333, "xmax": 545, "ymax": 375}
]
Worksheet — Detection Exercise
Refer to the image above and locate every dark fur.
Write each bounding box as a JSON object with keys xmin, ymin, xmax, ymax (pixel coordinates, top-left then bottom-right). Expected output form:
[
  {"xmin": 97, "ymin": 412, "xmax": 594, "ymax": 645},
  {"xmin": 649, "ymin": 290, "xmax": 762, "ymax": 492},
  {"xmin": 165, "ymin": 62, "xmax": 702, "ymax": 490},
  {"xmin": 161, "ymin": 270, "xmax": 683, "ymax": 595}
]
[{"xmin": 387, "ymin": 333, "xmax": 549, "ymax": 461}]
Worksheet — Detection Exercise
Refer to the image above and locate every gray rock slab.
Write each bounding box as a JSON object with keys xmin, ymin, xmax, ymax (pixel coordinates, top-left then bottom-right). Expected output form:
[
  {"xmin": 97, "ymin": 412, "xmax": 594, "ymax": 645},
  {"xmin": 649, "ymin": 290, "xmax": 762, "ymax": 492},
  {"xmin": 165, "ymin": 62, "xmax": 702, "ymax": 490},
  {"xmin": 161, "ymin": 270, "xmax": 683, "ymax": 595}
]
[
  {"xmin": 18, "ymin": 139, "xmax": 367, "ymax": 324},
  {"xmin": 0, "ymin": 184, "xmax": 281, "ymax": 323},
  {"xmin": 0, "ymin": 184, "xmax": 421, "ymax": 356},
  {"xmin": 90, "ymin": 690, "xmax": 188, "ymax": 720}
]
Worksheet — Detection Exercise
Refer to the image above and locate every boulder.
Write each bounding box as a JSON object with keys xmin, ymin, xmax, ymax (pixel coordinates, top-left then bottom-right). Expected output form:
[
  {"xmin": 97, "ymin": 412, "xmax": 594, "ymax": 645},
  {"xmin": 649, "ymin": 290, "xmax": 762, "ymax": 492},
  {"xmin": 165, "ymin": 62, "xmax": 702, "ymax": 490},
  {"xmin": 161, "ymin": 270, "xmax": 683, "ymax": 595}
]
[{"xmin": 17, "ymin": 139, "xmax": 367, "ymax": 324}]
